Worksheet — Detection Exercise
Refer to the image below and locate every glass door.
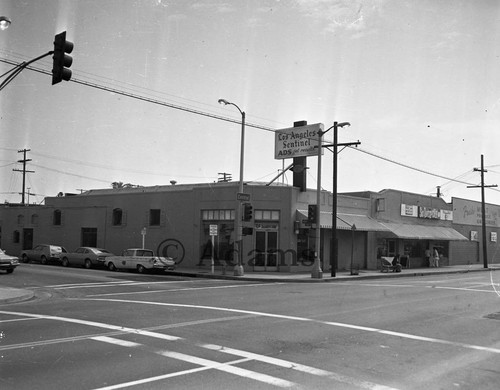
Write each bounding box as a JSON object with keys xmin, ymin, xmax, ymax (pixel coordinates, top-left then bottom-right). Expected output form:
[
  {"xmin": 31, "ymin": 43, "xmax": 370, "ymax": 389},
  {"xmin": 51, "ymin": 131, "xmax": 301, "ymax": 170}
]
[{"xmin": 254, "ymin": 229, "xmax": 278, "ymax": 271}]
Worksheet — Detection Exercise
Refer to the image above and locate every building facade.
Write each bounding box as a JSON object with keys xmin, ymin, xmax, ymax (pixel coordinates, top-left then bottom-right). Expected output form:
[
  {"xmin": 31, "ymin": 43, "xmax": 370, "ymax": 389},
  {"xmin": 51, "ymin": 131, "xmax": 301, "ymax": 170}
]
[{"xmin": 1, "ymin": 184, "xmax": 497, "ymax": 272}]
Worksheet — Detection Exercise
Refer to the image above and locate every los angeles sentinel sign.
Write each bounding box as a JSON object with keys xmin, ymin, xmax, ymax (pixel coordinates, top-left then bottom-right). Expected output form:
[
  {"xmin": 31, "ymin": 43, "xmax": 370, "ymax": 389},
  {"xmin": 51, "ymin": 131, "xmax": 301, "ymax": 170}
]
[{"xmin": 274, "ymin": 123, "xmax": 324, "ymax": 159}]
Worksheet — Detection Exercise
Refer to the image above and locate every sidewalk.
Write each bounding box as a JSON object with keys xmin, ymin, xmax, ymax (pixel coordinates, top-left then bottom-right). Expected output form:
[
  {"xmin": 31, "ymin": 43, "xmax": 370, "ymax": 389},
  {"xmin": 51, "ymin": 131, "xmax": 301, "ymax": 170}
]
[
  {"xmin": 1, "ymin": 263, "xmax": 498, "ymax": 304},
  {"xmin": 165, "ymin": 263, "xmax": 499, "ymax": 283}
]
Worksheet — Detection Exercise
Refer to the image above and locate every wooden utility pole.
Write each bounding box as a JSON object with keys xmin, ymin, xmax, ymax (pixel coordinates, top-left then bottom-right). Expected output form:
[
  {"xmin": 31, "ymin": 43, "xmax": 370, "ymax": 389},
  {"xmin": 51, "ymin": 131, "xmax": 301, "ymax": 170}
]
[
  {"xmin": 13, "ymin": 149, "xmax": 35, "ymax": 205},
  {"xmin": 467, "ymin": 155, "xmax": 497, "ymax": 268}
]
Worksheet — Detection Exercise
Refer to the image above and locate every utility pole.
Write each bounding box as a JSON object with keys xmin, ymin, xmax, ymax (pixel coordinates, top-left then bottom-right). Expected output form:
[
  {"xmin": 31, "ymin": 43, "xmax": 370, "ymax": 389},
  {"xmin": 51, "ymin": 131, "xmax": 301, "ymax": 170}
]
[
  {"xmin": 467, "ymin": 154, "xmax": 497, "ymax": 268},
  {"xmin": 13, "ymin": 149, "xmax": 35, "ymax": 205}
]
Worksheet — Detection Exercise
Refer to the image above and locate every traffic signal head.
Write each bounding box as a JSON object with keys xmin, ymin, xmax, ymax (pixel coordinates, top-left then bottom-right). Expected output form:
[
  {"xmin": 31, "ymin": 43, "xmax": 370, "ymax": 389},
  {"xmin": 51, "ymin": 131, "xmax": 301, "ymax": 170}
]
[
  {"xmin": 308, "ymin": 204, "xmax": 317, "ymax": 224},
  {"xmin": 52, "ymin": 31, "xmax": 73, "ymax": 85},
  {"xmin": 243, "ymin": 203, "xmax": 253, "ymax": 221}
]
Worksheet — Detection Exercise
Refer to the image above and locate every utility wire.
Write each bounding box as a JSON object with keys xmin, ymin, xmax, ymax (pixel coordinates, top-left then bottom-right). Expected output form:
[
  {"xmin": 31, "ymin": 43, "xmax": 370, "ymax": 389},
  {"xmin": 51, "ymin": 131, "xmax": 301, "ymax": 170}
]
[{"xmin": 0, "ymin": 57, "xmax": 274, "ymax": 132}]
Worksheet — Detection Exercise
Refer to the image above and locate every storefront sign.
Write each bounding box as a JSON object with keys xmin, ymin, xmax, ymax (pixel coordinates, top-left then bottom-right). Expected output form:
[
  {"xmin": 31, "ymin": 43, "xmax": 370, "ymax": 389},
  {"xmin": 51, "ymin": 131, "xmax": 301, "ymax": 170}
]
[
  {"xmin": 471, "ymin": 231, "xmax": 478, "ymax": 241},
  {"xmin": 491, "ymin": 232, "xmax": 497, "ymax": 242},
  {"xmin": 274, "ymin": 123, "xmax": 323, "ymax": 159},
  {"xmin": 401, "ymin": 204, "xmax": 453, "ymax": 221},
  {"xmin": 419, "ymin": 206, "xmax": 440, "ymax": 219},
  {"xmin": 401, "ymin": 204, "xmax": 418, "ymax": 217}
]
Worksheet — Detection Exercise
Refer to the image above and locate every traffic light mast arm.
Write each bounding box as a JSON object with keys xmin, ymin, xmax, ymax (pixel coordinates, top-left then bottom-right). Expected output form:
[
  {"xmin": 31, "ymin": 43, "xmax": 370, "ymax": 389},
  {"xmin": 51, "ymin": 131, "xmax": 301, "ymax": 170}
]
[{"xmin": 0, "ymin": 51, "xmax": 53, "ymax": 91}]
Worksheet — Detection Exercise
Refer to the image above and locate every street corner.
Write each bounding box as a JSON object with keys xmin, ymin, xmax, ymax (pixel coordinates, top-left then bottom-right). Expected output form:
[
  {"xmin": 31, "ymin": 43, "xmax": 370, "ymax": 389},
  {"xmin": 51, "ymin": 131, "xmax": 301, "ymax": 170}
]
[{"xmin": 0, "ymin": 288, "xmax": 35, "ymax": 304}]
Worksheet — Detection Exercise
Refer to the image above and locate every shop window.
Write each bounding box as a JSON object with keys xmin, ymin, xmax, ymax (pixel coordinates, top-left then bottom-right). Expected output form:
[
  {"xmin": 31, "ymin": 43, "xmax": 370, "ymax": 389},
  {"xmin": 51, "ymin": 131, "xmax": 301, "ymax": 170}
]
[
  {"xmin": 53, "ymin": 210, "xmax": 62, "ymax": 226},
  {"xmin": 149, "ymin": 209, "xmax": 161, "ymax": 226},
  {"xmin": 255, "ymin": 210, "xmax": 280, "ymax": 221},
  {"xmin": 112, "ymin": 208, "xmax": 123, "ymax": 226},
  {"xmin": 202, "ymin": 209, "xmax": 235, "ymax": 221}
]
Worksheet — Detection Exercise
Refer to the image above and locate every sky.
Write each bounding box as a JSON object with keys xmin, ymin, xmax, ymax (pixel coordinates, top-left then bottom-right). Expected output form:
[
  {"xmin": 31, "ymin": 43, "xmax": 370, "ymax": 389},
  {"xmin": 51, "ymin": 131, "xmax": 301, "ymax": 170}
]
[{"xmin": 1, "ymin": 0, "xmax": 500, "ymax": 206}]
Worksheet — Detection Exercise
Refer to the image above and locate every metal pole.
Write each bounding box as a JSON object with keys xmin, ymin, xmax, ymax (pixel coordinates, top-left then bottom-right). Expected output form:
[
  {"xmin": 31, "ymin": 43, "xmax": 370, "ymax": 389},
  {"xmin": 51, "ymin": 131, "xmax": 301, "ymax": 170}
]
[
  {"xmin": 235, "ymin": 111, "xmax": 246, "ymax": 276},
  {"xmin": 331, "ymin": 122, "xmax": 338, "ymax": 277},
  {"xmin": 312, "ymin": 126, "xmax": 323, "ymax": 278}
]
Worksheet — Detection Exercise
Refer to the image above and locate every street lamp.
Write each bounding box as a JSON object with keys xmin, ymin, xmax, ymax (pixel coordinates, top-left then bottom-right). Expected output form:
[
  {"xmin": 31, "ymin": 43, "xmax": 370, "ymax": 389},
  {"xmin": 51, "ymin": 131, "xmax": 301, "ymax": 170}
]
[
  {"xmin": 0, "ymin": 16, "xmax": 11, "ymax": 30},
  {"xmin": 218, "ymin": 98, "xmax": 245, "ymax": 276}
]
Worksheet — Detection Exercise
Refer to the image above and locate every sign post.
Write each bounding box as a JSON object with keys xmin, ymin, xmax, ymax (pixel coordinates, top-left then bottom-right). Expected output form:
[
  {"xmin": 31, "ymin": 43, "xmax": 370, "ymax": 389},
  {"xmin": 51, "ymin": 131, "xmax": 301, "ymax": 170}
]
[
  {"xmin": 141, "ymin": 227, "xmax": 147, "ymax": 249},
  {"xmin": 209, "ymin": 224, "xmax": 218, "ymax": 274}
]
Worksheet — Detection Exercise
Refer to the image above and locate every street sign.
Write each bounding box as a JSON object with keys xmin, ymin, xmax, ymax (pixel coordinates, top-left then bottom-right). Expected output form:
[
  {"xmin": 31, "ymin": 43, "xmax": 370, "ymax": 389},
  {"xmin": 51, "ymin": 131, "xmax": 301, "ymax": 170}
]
[
  {"xmin": 209, "ymin": 224, "xmax": 218, "ymax": 236},
  {"xmin": 237, "ymin": 192, "xmax": 251, "ymax": 201}
]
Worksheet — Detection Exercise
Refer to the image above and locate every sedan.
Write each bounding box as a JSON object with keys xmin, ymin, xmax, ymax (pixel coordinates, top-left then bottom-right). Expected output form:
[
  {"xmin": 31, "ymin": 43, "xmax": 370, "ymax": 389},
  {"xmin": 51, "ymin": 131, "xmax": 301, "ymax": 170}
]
[
  {"xmin": 0, "ymin": 249, "xmax": 19, "ymax": 274},
  {"xmin": 61, "ymin": 247, "xmax": 114, "ymax": 269}
]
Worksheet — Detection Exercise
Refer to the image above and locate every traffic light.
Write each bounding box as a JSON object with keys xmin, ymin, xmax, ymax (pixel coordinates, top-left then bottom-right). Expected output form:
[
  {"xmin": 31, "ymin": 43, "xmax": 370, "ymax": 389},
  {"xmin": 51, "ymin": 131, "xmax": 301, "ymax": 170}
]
[
  {"xmin": 243, "ymin": 203, "xmax": 253, "ymax": 221},
  {"xmin": 52, "ymin": 31, "xmax": 73, "ymax": 85},
  {"xmin": 308, "ymin": 204, "xmax": 317, "ymax": 224}
]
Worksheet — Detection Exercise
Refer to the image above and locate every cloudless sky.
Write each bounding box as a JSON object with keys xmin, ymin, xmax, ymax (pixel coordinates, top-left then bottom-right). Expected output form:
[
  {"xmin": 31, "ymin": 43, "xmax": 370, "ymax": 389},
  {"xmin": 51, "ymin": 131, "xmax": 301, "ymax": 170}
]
[{"xmin": 1, "ymin": 0, "xmax": 500, "ymax": 206}]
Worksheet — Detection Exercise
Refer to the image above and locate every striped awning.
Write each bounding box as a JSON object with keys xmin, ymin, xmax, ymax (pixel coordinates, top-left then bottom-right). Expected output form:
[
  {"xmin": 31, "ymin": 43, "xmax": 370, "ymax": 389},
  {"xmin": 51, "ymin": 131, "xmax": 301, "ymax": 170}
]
[
  {"xmin": 379, "ymin": 222, "xmax": 469, "ymax": 241},
  {"xmin": 297, "ymin": 210, "xmax": 390, "ymax": 232}
]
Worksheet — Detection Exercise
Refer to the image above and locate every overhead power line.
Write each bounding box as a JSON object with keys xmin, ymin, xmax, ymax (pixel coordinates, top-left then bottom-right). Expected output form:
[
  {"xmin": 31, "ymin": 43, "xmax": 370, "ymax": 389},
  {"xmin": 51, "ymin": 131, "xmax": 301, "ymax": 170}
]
[
  {"xmin": 0, "ymin": 57, "xmax": 274, "ymax": 132},
  {"xmin": 350, "ymin": 146, "xmax": 500, "ymax": 193}
]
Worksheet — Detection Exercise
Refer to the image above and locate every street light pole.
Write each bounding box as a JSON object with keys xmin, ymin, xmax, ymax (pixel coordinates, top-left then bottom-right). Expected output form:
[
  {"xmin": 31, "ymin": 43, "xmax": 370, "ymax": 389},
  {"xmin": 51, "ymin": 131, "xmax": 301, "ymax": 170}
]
[{"xmin": 218, "ymin": 98, "xmax": 245, "ymax": 276}]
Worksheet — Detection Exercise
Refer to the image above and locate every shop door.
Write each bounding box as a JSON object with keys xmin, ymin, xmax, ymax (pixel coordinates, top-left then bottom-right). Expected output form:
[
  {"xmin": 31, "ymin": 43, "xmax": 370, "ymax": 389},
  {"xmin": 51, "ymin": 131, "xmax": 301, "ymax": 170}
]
[{"xmin": 254, "ymin": 229, "xmax": 278, "ymax": 271}]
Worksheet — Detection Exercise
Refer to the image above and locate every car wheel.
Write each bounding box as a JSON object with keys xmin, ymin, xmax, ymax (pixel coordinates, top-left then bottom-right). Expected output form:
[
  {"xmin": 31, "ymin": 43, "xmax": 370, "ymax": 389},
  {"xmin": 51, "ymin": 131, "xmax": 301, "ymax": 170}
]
[
  {"xmin": 61, "ymin": 257, "xmax": 69, "ymax": 267},
  {"xmin": 6, "ymin": 269, "xmax": 14, "ymax": 274},
  {"xmin": 21, "ymin": 255, "xmax": 30, "ymax": 263},
  {"xmin": 137, "ymin": 265, "xmax": 146, "ymax": 274},
  {"xmin": 84, "ymin": 259, "xmax": 92, "ymax": 269},
  {"xmin": 41, "ymin": 256, "xmax": 48, "ymax": 265},
  {"xmin": 108, "ymin": 262, "xmax": 116, "ymax": 271}
]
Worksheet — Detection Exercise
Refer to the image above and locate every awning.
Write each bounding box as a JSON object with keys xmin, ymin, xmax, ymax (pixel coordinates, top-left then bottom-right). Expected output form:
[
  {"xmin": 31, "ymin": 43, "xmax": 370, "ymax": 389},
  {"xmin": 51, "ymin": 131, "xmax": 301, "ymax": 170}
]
[
  {"xmin": 297, "ymin": 210, "xmax": 390, "ymax": 232},
  {"xmin": 379, "ymin": 222, "xmax": 469, "ymax": 241}
]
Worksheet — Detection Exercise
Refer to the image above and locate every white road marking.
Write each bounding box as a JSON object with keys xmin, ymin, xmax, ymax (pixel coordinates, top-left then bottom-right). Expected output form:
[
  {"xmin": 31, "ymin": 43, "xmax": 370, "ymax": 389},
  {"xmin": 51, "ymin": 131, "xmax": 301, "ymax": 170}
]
[
  {"xmin": 76, "ymin": 298, "xmax": 500, "ymax": 355},
  {"xmin": 85, "ymin": 282, "xmax": 281, "ymax": 297},
  {"xmin": 0, "ymin": 310, "xmax": 397, "ymax": 390}
]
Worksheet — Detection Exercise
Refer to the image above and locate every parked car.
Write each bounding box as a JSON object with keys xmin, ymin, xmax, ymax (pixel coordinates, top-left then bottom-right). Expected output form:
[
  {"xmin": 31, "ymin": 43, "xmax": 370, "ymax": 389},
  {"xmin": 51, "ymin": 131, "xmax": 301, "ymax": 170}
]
[
  {"xmin": 0, "ymin": 249, "xmax": 19, "ymax": 274},
  {"xmin": 104, "ymin": 248, "xmax": 175, "ymax": 273},
  {"xmin": 61, "ymin": 247, "xmax": 115, "ymax": 269},
  {"xmin": 20, "ymin": 244, "xmax": 67, "ymax": 265}
]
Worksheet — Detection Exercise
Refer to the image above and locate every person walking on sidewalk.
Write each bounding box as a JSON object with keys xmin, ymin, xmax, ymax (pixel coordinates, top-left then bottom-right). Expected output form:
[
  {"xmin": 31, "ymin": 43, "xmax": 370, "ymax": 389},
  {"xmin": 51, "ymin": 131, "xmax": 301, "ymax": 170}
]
[
  {"xmin": 433, "ymin": 248, "xmax": 440, "ymax": 267},
  {"xmin": 425, "ymin": 248, "xmax": 431, "ymax": 267}
]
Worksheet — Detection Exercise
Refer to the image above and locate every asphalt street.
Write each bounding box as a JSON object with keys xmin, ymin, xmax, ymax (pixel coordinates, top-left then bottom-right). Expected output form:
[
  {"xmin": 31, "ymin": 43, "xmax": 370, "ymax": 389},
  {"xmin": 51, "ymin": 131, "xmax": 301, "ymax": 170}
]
[{"xmin": 0, "ymin": 264, "xmax": 499, "ymax": 389}]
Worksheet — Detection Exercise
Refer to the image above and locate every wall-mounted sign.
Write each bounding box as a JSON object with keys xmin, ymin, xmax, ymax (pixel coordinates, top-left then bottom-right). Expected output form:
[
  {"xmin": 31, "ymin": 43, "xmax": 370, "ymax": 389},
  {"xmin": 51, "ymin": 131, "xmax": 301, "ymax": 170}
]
[
  {"xmin": 491, "ymin": 232, "xmax": 497, "ymax": 242},
  {"xmin": 419, "ymin": 206, "xmax": 440, "ymax": 219},
  {"xmin": 401, "ymin": 204, "xmax": 418, "ymax": 217},
  {"xmin": 400, "ymin": 204, "xmax": 453, "ymax": 221},
  {"xmin": 274, "ymin": 123, "xmax": 323, "ymax": 159},
  {"xmin": 470, "ymin": 231, "xmax": 478, "ymax": 241}
]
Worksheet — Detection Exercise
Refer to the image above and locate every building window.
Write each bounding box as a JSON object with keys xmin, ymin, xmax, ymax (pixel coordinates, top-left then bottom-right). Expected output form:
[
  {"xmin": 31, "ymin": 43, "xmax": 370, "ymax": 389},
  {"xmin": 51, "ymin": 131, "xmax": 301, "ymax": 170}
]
[
  {"xmin": 202, "ymin": 209, "xmax": 235, "ymax": 221},
  {"xmin": 17, "ymin": 214, "xmax": 24, "ymax": 226},
  {"xmin": 255, "ymin": 210, "xmax": 280, "ymax": 221},
  {"xmin": 112, "ymin": 208, "xmax": 123, "ymax": 226},
  {"xmin": 53, "ymin": 210, "xmax": 62, "ymax": 226},
  {"xmin": 149, "ymin": 209, "xmax": 161, "ymax": 226},
  {"xmin": 376, "ymin": 198, "xmax": 385, "ymax": 212},
  {"xmin": 31, "ymin": 214, "xmax": 39, "ymax": 225},
  {"xmin": 13, "ymin": 230, "xmax": 20, "ymax": 243}
]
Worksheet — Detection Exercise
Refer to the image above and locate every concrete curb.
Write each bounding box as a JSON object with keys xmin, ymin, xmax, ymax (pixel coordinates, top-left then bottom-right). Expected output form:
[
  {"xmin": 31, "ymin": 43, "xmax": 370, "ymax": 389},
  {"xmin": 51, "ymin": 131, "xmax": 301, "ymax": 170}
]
[{"xmin": 0, "ymin": 288, "xmax": 35, "ymax": 304}]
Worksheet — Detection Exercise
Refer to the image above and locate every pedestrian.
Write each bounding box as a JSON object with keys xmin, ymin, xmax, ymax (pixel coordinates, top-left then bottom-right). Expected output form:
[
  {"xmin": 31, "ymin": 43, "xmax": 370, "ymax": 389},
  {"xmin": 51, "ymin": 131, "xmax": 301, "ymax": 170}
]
[
  {"xmin": 392, "ymin": 254, "xmax": 402, "ymax": 272},
  {"xmin": 433, "ymin": 248, "xmax": 440, "ymax": 268},
  {"xmin": 425, "ymin": 248, "xmax": 431, "ymax": 267}
]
